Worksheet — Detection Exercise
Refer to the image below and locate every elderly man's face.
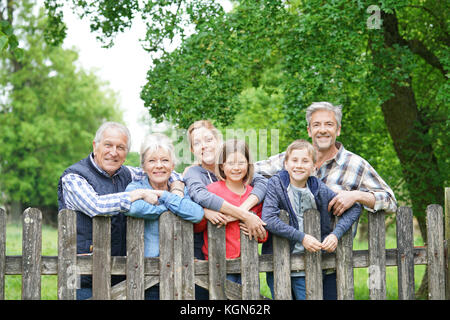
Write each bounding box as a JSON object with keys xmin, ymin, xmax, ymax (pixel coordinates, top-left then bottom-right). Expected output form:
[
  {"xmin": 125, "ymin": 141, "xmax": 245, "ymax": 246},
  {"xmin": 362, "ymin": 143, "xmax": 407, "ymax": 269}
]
[
  {"xmin": 93, "ymin": 127, "xmax": 128, "ymax": 176},
  {"xmin": 307, "ymin": 110, "xmax": 341, "ymax": 152},
  {"xmin": 143, "ymin": 147, "xmax": 175, "ymax": 188}
]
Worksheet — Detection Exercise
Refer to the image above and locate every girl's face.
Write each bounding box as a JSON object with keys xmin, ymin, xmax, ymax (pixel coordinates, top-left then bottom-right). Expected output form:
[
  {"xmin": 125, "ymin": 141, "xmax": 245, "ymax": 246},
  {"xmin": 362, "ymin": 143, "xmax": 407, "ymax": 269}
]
[
  {"xmin": 191, "ymin": 127, "xmax": 218, "ymax": 166},
  {"xmin": 221, "ymin": 151, "xmax": 248, "ymax": 183}
]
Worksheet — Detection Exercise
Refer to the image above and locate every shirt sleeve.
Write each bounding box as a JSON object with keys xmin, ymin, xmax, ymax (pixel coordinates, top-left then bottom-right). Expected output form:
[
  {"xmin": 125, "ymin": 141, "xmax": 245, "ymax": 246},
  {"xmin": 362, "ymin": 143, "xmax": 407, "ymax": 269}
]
[
  {"xmin": 61, "ymin": 173, "xmax": 131, "ymax": 218},
  {"xmin": 254, "ymin": 152, "xmax": 285, "ymax": 176},
  {"xmin": 183, "ymin": 167, "xmax": 224, "ymax": 211},
  {"xmin": 359, "ymin": 163, "xmax": 397, "ymax": 213},
  {"xmin": 158, "ymin": 189, "xmax": 204, "ymax": 223},
  {"xmin": 248, "ymin": 173, "xmax": 268, "ymax": 203}
]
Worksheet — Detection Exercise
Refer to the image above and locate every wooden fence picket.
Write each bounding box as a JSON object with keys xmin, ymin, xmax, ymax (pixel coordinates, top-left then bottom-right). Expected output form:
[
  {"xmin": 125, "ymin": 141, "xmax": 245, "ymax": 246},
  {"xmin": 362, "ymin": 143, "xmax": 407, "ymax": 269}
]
[
  {"xmin": 368, "ymin": 210, "xmax": 386, "ymax": 300},
  {"xmin": 21, "ymin": 208, "xmax": 42, "ymax": 300},
  {"xmin": 426, "ymin": 204, "xmax": 445, "ymax": 299},
  {"xmin": 396, "ymin": 206, "xmax": 415, "ymax": 300},
  {"xmin": 92, "ymin": 215, "xmax": 111, "ymax": 299},
  {"xmin": 1, "ymin": 200, "xmax": 448, "ymax": 300}
]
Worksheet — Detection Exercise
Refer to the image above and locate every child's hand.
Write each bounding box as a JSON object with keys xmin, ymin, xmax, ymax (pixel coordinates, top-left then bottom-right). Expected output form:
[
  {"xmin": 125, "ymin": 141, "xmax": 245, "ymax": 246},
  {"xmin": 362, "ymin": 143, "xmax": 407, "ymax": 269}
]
[
  {"xmin": 321, "ymin": 234, "xmax": 338, "ymax": 252},
  {"xmin": 302, "ymin": 234, "xmax": 322, "ymax": 252},
  {"xmin": 239, "ymin": 222, "xmax": 267, "ymax": 241},
  {"xmin": 204, "ymin": 208, "xmax": 228, "ymax": 227}
]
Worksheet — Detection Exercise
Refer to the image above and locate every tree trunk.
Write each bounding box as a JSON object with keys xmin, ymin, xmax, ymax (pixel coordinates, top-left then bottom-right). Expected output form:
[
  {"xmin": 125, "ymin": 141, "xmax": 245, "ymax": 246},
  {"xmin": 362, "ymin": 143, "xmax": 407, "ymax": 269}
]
[{"xmin": 374, "ymin": 11, "xmax": 445, "ymax": 299}]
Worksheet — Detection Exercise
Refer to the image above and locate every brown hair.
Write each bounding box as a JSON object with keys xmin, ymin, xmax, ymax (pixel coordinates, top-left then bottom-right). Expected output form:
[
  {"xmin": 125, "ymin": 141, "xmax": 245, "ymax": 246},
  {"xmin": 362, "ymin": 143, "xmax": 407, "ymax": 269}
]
[
  {"xmin": 216, "ymin": 139, "xmax": 254, "ymax": 185},
  {"xmin": 284, "ymin": 139, "xmax": 316, "ymax": 163},
  {"xmin": 187, "ymin": 120, "xmax": 222, "ymax": 152}
]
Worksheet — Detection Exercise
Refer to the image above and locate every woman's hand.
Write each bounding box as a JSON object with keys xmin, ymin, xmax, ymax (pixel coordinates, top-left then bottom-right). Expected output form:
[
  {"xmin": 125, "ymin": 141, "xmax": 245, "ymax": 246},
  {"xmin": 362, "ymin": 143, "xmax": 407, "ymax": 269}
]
[{"xmin": 204, "ymin": 208, "xmax": 228, "ymax": 227}]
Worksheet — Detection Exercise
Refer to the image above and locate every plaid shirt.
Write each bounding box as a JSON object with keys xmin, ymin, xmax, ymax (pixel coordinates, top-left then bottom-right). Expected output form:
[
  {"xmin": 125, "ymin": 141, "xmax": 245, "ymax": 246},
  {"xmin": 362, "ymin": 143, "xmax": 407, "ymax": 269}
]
[
  {"xmin": 61, "ymin": 154, "xmax": 182, "ymax": 218},
  {"xmin": 255, "ymin": 142, "xmax": 397, "ymax": 213}
]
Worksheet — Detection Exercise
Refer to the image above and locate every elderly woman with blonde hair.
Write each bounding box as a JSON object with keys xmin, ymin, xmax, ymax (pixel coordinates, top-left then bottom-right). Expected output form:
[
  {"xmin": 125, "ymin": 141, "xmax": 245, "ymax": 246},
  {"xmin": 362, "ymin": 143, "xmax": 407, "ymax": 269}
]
[{"xmin": 125, "ymin": 133, "xmax": 204, "ymax": 299}]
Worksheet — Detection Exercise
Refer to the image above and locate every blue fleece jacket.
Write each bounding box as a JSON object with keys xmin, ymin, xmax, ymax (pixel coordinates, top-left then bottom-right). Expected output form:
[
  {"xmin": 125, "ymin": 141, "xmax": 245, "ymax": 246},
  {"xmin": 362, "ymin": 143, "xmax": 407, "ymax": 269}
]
[
  {"xmin": 261, "ymin": 170, "xmax": 361, "ymax": 255},
  {"xmin": 125, "ymin": 177, "xmax": 204, "ymax": 257}
]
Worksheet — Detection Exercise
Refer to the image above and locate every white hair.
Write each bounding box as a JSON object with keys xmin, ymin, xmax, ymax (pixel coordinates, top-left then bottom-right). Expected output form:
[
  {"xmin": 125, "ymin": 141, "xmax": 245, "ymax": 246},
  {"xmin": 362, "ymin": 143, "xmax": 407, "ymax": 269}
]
[
  {"xmin": 305, "ymin": 102, "xmax": 343, "ymax": 128},
  {"xmin": 140, "ymin": 133, "xmax": 177, "ymax": 166},
  {"xmin": 94, "ymin": 122, "xmax": 131, "ymax": 152}
]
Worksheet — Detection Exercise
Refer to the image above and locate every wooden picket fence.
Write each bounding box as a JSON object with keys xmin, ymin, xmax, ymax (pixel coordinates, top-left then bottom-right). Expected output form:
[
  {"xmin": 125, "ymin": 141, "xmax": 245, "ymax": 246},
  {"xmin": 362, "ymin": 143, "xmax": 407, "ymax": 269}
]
[{"xmin": 0, "ymin": 198, "xmax": 448, "ymax": 300}]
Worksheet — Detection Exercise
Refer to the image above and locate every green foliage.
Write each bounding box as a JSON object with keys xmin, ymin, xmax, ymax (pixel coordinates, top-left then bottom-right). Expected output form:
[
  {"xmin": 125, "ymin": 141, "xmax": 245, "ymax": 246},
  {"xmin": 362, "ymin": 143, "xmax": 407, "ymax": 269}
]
[
  {"xmin": 0, "ymin": 2, "xmax": 122, "ymax": 209},
  {"xmin": 41, "ymin": 0, "xmax": 448, "ymax": 218}
]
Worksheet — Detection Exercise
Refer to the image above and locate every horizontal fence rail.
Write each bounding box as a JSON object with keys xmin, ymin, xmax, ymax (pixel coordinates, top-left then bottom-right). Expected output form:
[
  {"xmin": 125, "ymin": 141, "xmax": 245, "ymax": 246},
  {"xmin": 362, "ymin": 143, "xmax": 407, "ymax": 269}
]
[{"xmin": 0, "ymin": 200, "xmax": 448, "ymax": 300}]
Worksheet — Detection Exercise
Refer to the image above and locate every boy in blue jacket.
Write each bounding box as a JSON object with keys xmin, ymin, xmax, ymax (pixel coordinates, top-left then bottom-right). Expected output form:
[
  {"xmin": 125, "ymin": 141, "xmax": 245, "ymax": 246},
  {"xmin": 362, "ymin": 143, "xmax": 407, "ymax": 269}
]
[{"xmin": 262, "ymin": 139, "xmax": 361, "ymax": 300}]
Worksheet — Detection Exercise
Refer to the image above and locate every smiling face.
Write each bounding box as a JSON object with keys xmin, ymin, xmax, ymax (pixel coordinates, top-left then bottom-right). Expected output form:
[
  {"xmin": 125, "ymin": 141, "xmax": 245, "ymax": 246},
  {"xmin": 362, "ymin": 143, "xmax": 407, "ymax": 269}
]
[
  {"xmin": 142, "ymin": 147, "xmax": 175, "ymax": 189},
  {"xmin": 190, "ymin": 127, "xmax": 219, "ymax": 166},
  {"xmin": 307, "ymin": 109, "xmax": 341, "ymax": 152},
  {"xmin": 221, "ymin": 151, "xmax": 249, "ymax": 184},
  {"xmin": 93, "ymin": 127, "xmax": 129, "ymax": 176},
  {"xmin": 284, "ymin": 148, "xmax": 315, "ymax": 188}
]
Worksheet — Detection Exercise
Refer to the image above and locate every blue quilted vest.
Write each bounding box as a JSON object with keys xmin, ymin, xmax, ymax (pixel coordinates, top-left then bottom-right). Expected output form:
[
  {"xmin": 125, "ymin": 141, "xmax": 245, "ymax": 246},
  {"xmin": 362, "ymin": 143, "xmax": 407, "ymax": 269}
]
[{"xmin": 57, "ymin": 153, "xmax": 132, "ymax": 287}]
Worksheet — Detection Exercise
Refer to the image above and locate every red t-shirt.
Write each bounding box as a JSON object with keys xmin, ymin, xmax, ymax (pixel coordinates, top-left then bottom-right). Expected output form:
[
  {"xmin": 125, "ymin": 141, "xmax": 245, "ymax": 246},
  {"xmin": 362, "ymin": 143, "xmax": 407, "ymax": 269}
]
[{"xmin": 194, "ymin": 180, "xmax": 266, "ymax": 259}]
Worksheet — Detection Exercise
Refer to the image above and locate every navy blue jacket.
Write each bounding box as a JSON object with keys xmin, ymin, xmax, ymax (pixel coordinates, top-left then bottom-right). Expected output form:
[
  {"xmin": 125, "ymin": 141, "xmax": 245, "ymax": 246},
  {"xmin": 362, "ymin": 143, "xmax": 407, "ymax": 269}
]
[
  {"xmin": 261, "ymin": 170, "xmax": 361, "ymax": 255},
  {"xmin": 57, "ymin": 154, "xmax": 131, "ymax": 287}
]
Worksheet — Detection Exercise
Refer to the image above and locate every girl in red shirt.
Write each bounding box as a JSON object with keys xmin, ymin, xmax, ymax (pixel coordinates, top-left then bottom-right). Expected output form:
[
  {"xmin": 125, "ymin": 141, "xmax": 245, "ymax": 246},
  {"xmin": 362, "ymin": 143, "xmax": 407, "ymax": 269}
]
[{"xmin": 194, "ymin": 139, "xmax": 268, "ymax": 268}]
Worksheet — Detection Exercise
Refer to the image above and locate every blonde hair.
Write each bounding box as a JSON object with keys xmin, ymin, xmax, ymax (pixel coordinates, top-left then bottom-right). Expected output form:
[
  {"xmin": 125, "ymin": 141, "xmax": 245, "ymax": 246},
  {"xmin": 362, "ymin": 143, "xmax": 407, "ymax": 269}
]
[
  {"xmin": 216, "ymin": 139, "xmax": 254, "ymax": 185},
  {"xmin": 284, "ymin": 139, "xmax": 317, "ymax": 164},
  {"xmin": 187, "ymin": 120, "xmax": 222, "ymax": 151}
]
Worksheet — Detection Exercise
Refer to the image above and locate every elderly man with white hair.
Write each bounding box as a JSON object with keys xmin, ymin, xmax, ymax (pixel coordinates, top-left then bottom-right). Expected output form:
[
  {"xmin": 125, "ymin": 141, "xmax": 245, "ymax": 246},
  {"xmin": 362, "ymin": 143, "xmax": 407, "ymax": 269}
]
[{"xmin": 57, "ymin": 122, "xmax": 184, "ymax": 300}]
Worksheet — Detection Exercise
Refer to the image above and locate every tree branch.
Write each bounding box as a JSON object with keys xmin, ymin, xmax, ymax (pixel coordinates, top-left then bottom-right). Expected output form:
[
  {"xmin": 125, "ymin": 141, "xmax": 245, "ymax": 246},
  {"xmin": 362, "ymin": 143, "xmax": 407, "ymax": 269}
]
[{"xmin": 382, "ymin": 11, "xmax": 446, "ymax": 77}]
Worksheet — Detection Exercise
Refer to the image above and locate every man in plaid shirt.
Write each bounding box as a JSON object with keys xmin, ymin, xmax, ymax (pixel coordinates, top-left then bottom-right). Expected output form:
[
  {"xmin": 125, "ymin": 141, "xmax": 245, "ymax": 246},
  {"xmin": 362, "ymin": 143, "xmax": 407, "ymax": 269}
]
[{"xmin": 255, "ymin": 102, "xmax": 397, "ymax": 221}]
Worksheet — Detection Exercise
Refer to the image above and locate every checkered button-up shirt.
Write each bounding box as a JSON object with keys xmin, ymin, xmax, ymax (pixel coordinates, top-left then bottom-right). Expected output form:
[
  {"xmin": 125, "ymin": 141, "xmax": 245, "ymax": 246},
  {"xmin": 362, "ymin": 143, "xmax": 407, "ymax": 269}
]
[{"xmin": 255, "ymin": 142, "xmax": 397, "ymax": 213}]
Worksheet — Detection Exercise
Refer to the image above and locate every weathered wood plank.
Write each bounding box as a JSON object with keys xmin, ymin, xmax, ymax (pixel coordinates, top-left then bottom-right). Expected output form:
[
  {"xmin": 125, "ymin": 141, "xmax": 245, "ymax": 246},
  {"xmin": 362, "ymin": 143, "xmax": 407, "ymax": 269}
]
[
  {"xmin": 304, "ymin": 208, "xmax": 322, "ymax": 300},
  {"xmin": 240, "ymin": 229, "xmax": 260, "ymax": 299},
  {"xmin": 181, "ymin": 218, "xmax": 195, "ymax": 299},
  {"xmin": 444, "ymin": 188, "xmax": 450, "ymax": 300},
  {"xmin": 126, "ymin": 216, "xmax": 145, "ymax": 300},
  {"xmin": 426, "ymin": 204, "xmax": 445, "ymax": 300},
  {"xmin": 396, "ymin": 206, "xmax": 415, "ymax": 300},
  {"xmin": 207, "ymin": 221, "xmax": 226, "ymax": 299},
  {"xmin": 272, "ymin": 209, "xmax": 291, "ymax": 300},
  {"xmin": 57, "ymin": 209, "xmax": 77, "ymax": 300},
  {"xmin": 0, "ymin": 208, "xmax": 5, "ymax": 300},
  {"xmin": 336, "ymin": 217, "xmax": 354, "ymax": 300},
  {"xmin": 368, "ymin": 210, "xmax": 386, "ymax": 300},
  {"xmin": 92, "ymin": 216, "xmax": 111, "ymax": 300},
  {"xmin": 173, "ymin": 218, "xmax": 183, "ymax": 299},
  {"xmin": 3, "ymin": 246, "xmax": 429, "ymax": 277},
  {"xmin": 22, "ymin": 208, "xmax": 42, "ymax": 300},
  {"xmin": 159, "ymin": 211, "xmax": 174, "ymax": 300}
]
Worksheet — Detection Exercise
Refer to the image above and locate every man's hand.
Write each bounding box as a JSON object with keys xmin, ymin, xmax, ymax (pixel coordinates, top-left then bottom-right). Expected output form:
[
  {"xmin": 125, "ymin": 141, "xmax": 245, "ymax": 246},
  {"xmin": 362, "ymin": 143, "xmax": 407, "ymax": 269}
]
[
  {"xmin": 321, "ymin": 234, "xmax": 338, "ymax": 252},
  {"xmin": 328, "ymin": 190, "xmax": 358, "ymax": 216},
  {"xmin": 242, "ymin": 212, "xmax": 266, "ymax": 240},
  {"xmin": 302, "ymin": 234, "xmax": 322, "ymax": 252}
]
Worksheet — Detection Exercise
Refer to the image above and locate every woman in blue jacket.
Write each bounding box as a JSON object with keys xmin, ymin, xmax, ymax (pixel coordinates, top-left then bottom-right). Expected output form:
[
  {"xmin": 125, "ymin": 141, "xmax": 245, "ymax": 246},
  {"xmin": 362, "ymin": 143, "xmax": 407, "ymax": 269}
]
[{"xmin": 125, "ymin": 133, "xmax": 204, "ymax": 300}]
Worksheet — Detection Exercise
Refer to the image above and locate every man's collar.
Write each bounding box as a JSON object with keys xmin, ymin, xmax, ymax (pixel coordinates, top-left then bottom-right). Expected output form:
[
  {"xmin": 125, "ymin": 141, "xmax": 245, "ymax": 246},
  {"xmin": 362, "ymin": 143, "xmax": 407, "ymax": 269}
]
[
  {"xmin": 89, "ymin": 152, "xmax": 122, "ymax": 178},
  {"xmin": 321, "ymin": 141, "xmax": 345, "ymax": 166}
]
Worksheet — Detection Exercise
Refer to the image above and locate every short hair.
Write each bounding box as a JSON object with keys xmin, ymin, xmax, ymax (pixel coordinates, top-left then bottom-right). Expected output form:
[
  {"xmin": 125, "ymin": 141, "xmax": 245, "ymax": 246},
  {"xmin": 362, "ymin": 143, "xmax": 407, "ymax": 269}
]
[
  {"xmin": 187, "ymin": 119, "xmax": 222, "ymax": 151},
  {"xmin": 305, "ymin": 102, "xmax": 342, "ymax": 128},
  {"xmin": 216, "ymin": 139, "xmax": 254, "ymax": 185},
  {"xmin": 284, "ymin": 139, "xmax": 317, "ymax": 164},
  {"xmin": 140, "ymin": 133, "xmax": 177, "ymax": 167},
  {"xmin": 94, "ymin": 122, "xmax": 131, "ymax": 152}
]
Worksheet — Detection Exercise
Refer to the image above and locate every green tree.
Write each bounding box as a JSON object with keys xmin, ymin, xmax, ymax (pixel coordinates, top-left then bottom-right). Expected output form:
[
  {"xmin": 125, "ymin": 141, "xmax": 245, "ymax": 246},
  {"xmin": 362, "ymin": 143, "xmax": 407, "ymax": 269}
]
[
  {"xmin": 43, "ymin": 0, "xmax": 448, "ymax": 296},
  {"xmin": 0, "ymin": 1, "xmax": 122, "ymax": 219}
]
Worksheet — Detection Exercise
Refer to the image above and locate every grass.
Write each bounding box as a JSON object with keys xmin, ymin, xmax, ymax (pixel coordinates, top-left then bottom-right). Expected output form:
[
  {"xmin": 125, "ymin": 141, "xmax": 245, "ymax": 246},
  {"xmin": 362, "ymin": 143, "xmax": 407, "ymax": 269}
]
[{"xmin": 5, "ymin": 221, "xmax": 425, "ymax": 300}]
